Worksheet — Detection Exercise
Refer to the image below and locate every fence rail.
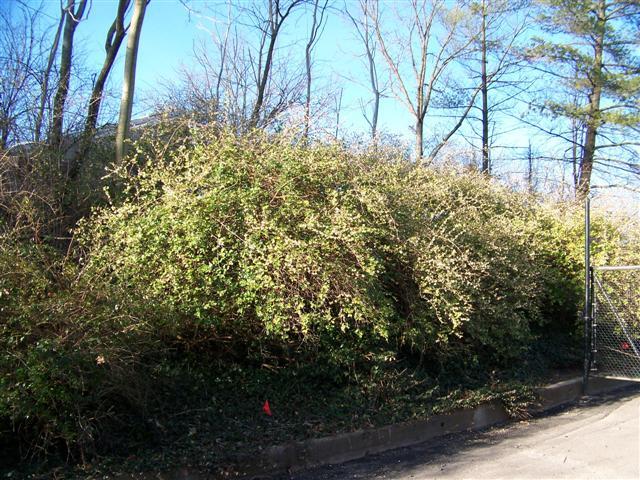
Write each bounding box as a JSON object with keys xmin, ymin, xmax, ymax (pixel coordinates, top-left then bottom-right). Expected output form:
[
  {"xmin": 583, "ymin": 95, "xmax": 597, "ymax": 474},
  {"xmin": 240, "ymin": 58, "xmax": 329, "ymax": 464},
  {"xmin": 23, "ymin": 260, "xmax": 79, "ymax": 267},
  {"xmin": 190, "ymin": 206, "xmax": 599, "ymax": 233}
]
[{"xmin": 594, "ymin": 265, "xmax": 640, "ymax": 272}]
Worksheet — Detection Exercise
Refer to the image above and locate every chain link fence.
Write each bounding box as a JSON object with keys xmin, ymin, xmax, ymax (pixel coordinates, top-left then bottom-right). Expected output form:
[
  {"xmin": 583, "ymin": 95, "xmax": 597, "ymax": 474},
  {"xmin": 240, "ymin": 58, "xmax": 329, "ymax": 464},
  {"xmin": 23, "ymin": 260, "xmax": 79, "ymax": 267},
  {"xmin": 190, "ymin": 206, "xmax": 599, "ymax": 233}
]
[{"xmin": 592, "ymin": 266, "xmax": 640, "ymax": 378}]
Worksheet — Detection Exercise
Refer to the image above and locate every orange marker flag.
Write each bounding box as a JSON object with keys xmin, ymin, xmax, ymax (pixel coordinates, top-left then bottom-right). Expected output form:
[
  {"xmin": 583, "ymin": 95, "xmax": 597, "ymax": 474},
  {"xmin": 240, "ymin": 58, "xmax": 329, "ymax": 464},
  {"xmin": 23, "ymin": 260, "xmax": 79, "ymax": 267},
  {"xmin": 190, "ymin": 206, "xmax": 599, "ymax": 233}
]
[{"xmin": 263, "ymin": 400, "xmax": 272, "ymax": 416}]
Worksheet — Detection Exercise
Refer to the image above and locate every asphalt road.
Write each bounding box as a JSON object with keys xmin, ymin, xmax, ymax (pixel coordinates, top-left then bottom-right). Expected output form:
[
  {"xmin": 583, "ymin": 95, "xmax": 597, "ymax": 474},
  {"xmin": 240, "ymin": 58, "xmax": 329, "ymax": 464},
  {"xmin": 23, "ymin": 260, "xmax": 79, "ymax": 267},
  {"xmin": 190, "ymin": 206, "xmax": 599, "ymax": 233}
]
[{"xmin": 275, "ymin": 389, "xmax": 640, "ymax": 480}]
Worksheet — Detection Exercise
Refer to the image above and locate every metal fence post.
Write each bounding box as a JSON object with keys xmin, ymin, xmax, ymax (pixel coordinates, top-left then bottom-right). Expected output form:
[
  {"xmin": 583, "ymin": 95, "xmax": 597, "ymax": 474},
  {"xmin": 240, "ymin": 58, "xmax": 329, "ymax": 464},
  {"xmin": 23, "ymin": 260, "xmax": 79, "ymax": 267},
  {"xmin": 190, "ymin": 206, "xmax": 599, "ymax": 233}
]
[{"xmin": 583, "ymin": 197, "xmax": 591, "ymax": 394}]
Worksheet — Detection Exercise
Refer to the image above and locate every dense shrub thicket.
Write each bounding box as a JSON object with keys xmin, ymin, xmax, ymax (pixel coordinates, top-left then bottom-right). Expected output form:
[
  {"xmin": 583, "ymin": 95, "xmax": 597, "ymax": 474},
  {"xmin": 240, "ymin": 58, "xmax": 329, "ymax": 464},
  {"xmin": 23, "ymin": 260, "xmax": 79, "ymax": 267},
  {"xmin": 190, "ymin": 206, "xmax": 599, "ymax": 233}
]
[{"xmin": 0, "ymin": 127, "xmax": 630, "ymax": 462}]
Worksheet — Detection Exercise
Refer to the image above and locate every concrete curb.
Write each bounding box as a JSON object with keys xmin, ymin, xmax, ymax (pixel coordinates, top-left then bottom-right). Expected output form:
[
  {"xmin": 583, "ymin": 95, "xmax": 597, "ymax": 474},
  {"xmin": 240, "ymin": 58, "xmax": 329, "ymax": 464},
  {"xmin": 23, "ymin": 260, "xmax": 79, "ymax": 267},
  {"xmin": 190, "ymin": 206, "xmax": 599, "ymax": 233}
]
[
  {"xmin": 121, "ymin": 375, "xmax": 636, "ymax": 479},
  {"xmin": 534, "ymin": 375, "xmax": 633, "ymax": 412},
  {"xmin": 239, "ymin": 400, "xmax": 510, "ymax": 478}
]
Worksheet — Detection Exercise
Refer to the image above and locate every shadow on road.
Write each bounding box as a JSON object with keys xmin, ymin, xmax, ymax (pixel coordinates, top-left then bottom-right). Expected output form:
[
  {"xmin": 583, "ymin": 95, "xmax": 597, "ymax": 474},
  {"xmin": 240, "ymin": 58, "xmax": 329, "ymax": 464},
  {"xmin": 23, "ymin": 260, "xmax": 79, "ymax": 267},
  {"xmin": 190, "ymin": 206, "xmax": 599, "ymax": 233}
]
[{"xmin": 267, "ymin": 383, "xmax": 640, "ymax": 480}]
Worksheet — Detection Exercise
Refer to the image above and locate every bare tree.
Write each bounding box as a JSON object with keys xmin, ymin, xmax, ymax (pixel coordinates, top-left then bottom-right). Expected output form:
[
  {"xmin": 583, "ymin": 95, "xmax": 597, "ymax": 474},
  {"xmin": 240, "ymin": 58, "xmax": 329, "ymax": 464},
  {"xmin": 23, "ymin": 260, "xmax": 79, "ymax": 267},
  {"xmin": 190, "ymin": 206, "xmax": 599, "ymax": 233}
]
[
  {"xmin": 156, "ymin": 0, "xmax": 308, "ymax": 131},
  {"xmin": 303, "ymin": 0, "xmax": 329, "ymax": 139},
  {"xmin": 345, "ymin": 0, "xmax": 384, "ymax": 140},
  {"xmin": 369, "ymin": 0, "xmax": 480, "ymax": 162},
  {"xmin": 462, "ymin": 0, "xmax": 530, "ymax": 174},
  {"xmin": 248, "ymin": 0, "xmax": 306, "ymax": 128},
  {"xmin": 115, "ymin": 0, "xmax": 149, "ymax": 162},
  {"xmin": 479, "ymin": 1, "xmax": 489, "ymax": 172},
  {"xmin": 34, "ymin": 7, "xmax": 65, "ymax": 143},
  {"xmin": 526, "ymin": 141, "xmax": 537, "ymax": 193},
  {"xmin": 50, "ymin": 0, "xmax": 88, "ymax": 148},
  {"xmin": 0, "ymin": 5, "xmax": 39, "ymax": 148}
]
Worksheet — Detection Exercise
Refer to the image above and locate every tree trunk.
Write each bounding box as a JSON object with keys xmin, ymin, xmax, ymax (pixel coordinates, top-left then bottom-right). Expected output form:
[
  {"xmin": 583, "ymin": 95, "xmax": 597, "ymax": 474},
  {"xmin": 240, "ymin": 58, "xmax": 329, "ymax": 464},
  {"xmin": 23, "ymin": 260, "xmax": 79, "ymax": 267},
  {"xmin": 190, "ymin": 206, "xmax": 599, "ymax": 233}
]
[
  {"xmin": 0, "ymin": 125, "xmax": 8, "ymax": 151},
  {"xmin": 303, "ymin": 0, "xmax": 326, "ymax": 140},
  {"xmin": 527, "ymin": 141, "xmax": 534, "ymax": 193},
  {"xmin": 371, "ymin": 91, "xmax": 380, "ymax": 142},
  {"xmin": 72, "ymin": 0, "xmax": 130, "ymax": 180},
  {"xmin": 50, "ymin": 0, "xmax": 87, "ymax": 148},
  {"xmin": 84, "ymin": 40, "xmax": 122, "ymax": 134},
  {"xmin": 415, "ymin": 117, "xmax": 424, "ymax": 160},
  {"xmin": 366, "ymin": 22, "xmax": 379, "ymax": 140},
  {"xmin": 35, "ymin": 9, "xmax": 64, "ymax": 143},
  {"xmin": 335, "ymin": 87, "xmax": 343, "ymax": 139},
  {"xmin": 304, "ymin": 38, "xmax": 312, "ymax": 139},
  {"xmin": 345, "ymin": 1, "xmax": 379, "ymax": 140},
  {"xmin": 480, "ymin": 0, "xmax": 490, "ymax": 174},
  {"xmin": 571, "ymin": 115, "xmax": 580, "ymax": 191},
  {"xmin": 85, "ymin": 0, "xmax": 131, "ymax": 137},
  {"xmin": 578, "ymin": 126, "xmax": 597, "ymax": 197},
  {"xmin": 577, "ymin": 0, "xmax": 605, "ymax": 199},
  {"xmin": 115, "ymin": 0, "xmax": 148, "ymax": 163},
  {"xmin": 249, "ymin": 22, "xmax": 279, "ymax": 128},
  {"xmin": 371, "ymin": 88, "xmax": 379, "ymax": 140}
]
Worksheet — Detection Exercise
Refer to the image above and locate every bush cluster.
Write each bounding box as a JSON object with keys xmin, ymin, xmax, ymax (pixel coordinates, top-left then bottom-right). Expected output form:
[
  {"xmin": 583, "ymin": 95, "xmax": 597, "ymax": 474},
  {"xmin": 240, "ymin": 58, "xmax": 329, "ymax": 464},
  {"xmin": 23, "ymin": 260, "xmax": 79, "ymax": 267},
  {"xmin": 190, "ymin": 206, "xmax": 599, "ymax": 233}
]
[
  {"xmin": 82, "ymin": 129, "xmax": 596, "ymax": 363},
  {"xmin": 0, "ymin": 127, "xmax": 628, "ymax": 461},
  {"xmin": 0, "ymin": 237, "xmax": 164, "ymax": 462}
]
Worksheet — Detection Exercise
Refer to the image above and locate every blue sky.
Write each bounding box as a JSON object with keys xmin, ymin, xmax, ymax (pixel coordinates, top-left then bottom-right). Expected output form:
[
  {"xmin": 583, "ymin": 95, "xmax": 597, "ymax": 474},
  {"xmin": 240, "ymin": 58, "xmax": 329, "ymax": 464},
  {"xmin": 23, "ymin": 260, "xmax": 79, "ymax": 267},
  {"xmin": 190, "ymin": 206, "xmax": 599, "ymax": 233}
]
[
  {"xmin": 36, "ymin": 0, "xmax": 504, "ymax": 143},
  {"xmin": 18, "ymin": 0, "xmax": 640, "ymax": 202}
]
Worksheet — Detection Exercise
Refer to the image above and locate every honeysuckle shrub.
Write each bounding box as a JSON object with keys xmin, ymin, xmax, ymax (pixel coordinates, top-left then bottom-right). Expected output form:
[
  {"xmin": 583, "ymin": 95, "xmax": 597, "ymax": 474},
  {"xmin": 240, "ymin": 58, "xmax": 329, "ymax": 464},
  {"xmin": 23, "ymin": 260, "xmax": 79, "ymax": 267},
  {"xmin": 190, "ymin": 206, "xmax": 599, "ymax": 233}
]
[
  {"xmin": 0, "ymin": 126, "xmax": 630, "ymax": 462},
  {"xmin": 79, "ymin": 127, "xmax": 611, "ymax": 368},
  {"xmin": 0, "ymin": 236, "xmax": 164, "ymax": 461}
]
